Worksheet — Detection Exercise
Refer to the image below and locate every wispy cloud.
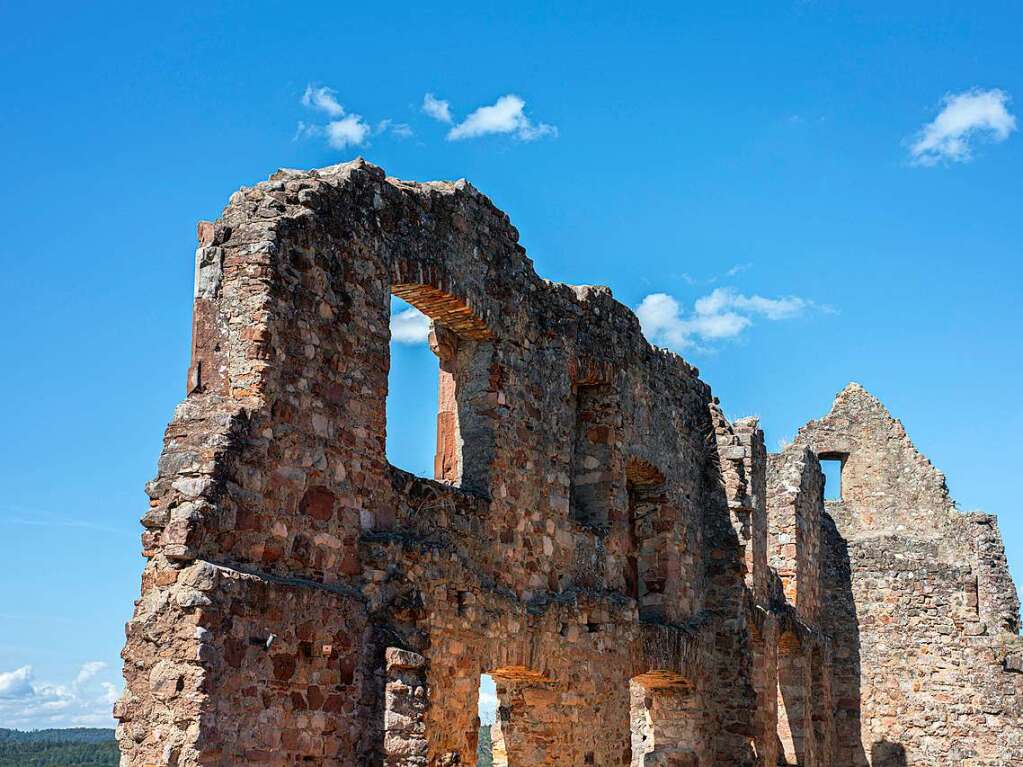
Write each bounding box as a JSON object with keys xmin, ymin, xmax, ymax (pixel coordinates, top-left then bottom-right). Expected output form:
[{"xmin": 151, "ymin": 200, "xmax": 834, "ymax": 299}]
[
  {"xmin": 909, "ymin": 88, "xmax": 1016, "ymax": 166},
  {"xmin": 75, "ymin": 661, "xmax": 106, "ymax": 686},
  {"xmin": 422, "ymin": 93, "xmax": 452, "ymax": 124},
  {"xmin": 0, "ymin": 662, "xmax": 121, "ymax": 729},
  {"xmin": 377, "ymin": 119, "xmax": 413, "ymax": 139},
  {"xmin": 679, "ymin": 263, "xmax": 753, "ymax": 286},
  {"xmin": 447, "ymin": 94, "xmax": 557, "ymax": 141},
  {"xmin": 0, "ymin": 505, "xmax": 125, "ymax": 536},
  {"xmin": 390, "ymin": 306, "xmax": 431, "ymax": 344},
  {"xmin": 301, "ymin": 85, "xmax": 345, "ymax": 118},
  {"xmin": 636, "ymin": 287, "xmax": 828, "ymax": 352}
]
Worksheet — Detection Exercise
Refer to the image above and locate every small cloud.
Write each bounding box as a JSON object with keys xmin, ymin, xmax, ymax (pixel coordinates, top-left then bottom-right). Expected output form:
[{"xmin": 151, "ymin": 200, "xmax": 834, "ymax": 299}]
[
  {"xmin": 422, "ymin": 93, "xmax": 453, "ymax": 124},
  {"xmin": 299, "ymin": 84, "xmax": 372, "ymax": 151},
  {"xmin": 448, "ymin": 94, "xmax": 557, "ymax": 141},
  {"xmin": 390, "ymin": 306, "xmax": 431, "ymax": 344},
  {"xmin": 636, "ymin": 287, "xmax": 825, "ymax": 352},
  {"xmin": 99, "ymin": 682, "xmax": 120, "ymax": 706},
  {"xmin": 909, "ymin": 88, "xmax": 1016, "ymax": 166},
  {"xmin": 75, "ymin": 661, "xmax": 106, "ymax": 686},
  {"xmin": 325, "ymin": 115, "xmax": 370, "ymax": 149},
  {"xmin": 695, "ymin": 288, "xmax": 808, "ymax": 321},
  {"xmin": 301, "ymin": 85, "xmax": 345, "ymax": 118},
  {"xmin": 293, "ymin": 120, "xmax": 320, "ymax": 141},
  {"xmin": 0, "ymin": 664, "xmax": 121, "ymax": 729},
  {"xmin": 725, "ymin": 263, "xmax": 752, "ymax": 277},
  {"xmin": 0, "ymin": 666, "xmax": 34, "ymax": 698}
]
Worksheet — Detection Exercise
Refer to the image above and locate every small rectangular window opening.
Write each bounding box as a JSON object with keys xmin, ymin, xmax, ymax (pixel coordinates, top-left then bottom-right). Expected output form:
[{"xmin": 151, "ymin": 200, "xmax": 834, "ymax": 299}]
[{"xmin": 820, "ymin": 458, "xmax": 843, "ymax": 501}]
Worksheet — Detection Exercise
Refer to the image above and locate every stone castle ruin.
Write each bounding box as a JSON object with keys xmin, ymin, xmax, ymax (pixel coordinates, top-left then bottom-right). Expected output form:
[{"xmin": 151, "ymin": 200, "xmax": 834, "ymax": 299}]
[{"xmin": 115, "ymin": 160, "xmax": 1022, "ymax": 766}]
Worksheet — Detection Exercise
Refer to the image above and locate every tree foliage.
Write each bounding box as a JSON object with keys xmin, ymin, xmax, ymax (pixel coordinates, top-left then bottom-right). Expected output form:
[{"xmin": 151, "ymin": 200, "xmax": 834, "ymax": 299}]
[{"xmin": 0, "ymin": 728, "xmax": 118, "ymax": 767}]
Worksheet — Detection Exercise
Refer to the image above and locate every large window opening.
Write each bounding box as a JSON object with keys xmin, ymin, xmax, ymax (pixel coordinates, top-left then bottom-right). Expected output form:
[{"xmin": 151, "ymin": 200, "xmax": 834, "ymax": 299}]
[
  {"xmin": 569, "ymin": 384, "xmax": 615, "ymax": 528},
  {"xmin": 819, "ymin": 453, "xmax": 845, "ymax": 502},
  {"xmin": 386, "ymin": 286, "xmax": 494, "ymax": 495},
  {"xmin": 387, "ymin": 296, "xmax": 440, "ymax": 478}
]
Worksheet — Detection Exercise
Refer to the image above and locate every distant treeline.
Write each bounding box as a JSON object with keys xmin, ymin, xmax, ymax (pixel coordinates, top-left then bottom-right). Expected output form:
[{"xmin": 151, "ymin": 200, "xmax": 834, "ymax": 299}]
[
  {"xmin": 0, "ymin": 728, "xmax": 118, "ymax": 767},
  {"xmin": 0, "ymin": 725, "xmax": 490, "ymax": 766},
  {"xmin": 478, "ymin": 724, "xmax": 493, "ymax": 766}
]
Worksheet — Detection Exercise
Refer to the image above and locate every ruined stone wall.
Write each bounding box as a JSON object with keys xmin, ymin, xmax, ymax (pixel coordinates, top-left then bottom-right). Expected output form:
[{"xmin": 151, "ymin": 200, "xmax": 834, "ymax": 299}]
[
  {"xmin": 116, "ymin": 160, "xmax": 1018, "ymax": 767},
  {"xmin": 767, "ymin": 447, "xmax": 823, "ymax": 625},
  {"xmin": 763, "ymin": 444, "xmax": 833, "ymax": 767},
  {"xmin": 117, "ymin": 160, "xmax": 790, "ymax": 767},
  {"xmin": 794, "ymin": 383, "xmax": 1023, "ymax": 766}
]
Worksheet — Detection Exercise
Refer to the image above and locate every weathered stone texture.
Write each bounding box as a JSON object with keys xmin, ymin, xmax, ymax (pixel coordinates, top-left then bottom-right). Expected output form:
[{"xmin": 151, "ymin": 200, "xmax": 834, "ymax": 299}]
[
  {"xmin": 117, "ymin": 161, "xmax": 1020, "ymax": 766},
  {"xmin": 795, "ymin": 383, "xmax": 1023, "ymax": 766}
]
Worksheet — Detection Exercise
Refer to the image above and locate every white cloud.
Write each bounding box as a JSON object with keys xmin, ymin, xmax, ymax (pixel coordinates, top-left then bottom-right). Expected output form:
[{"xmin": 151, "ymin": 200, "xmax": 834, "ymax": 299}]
[
  {"xmin": 694, "ymin": 288, "xmax": 808, "ymax": 321},
  {"xmin": 448, "ymin": 94, "xmax": 557, "ymax": 141},
  {"xmin": 390, "ymin": 306, "xmax": 431, "ymax": 344},
  {"xmin": 99, "ymin": 682, "xmax": 120, "ymax": 706},
  {"xmin": 298, "ymin": 84, "xmax": 373, "ymax": 151},
  {"xmin": 636, "ymin": 287, "xmax": 822, "ymax": 351},
  {"xmin": 909, "ymin": 88, "xmax": 1016, "ymax": 166},
  {"xmin": 478, "ymin": 689, "xmax": 498, "ymax": 723},
  {"xmin": 422, "ymin": 93, "xmax": 452, "ymax": 124},
  {"xmin": 0, "ymin": 664, "xmax": 122, "ymax": 730},
  {"xmin": 301, "ymin": 85, "xmax": 345, "ymax": 118},
  {"xmin": 75, "ymin": 661, "xmax": 106, "ymax": 686},
  {"xmin": 0, "ymin": 666, "xmax": 34, "ymax": 698},
  {"xmin": 326, "ymin": 115, "xmax": 370, "ymax": 149}
]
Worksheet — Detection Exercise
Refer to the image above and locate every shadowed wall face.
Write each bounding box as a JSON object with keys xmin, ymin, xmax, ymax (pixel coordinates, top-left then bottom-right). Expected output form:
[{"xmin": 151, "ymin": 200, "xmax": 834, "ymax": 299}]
[{"xmin": 796, "ymin": 384, "xmax": 1023, "ymax": 766}]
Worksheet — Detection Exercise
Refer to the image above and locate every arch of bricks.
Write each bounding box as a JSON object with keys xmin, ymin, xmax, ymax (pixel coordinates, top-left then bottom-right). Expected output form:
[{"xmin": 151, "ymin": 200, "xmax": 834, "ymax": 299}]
[{"xmin": 115, "ymin": 160, "xmax": 1022, "ymax": 767}]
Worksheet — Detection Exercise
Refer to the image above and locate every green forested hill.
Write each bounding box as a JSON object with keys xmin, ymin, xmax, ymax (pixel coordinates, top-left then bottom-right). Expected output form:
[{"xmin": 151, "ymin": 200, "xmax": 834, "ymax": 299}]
[
  {"xmin": 0, "ymin": 725, "xmax": 489, "ymax": 766},
  {"xmin": 0, "ymin": 728, "xmax": 118, "ymax": 767}
]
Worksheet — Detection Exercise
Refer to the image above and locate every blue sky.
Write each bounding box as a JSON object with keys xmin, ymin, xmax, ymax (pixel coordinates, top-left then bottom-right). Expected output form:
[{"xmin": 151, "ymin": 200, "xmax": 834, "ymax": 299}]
[{"xmin": 1, "ymin": 1, "xmax": 1020, "ymax": 729}]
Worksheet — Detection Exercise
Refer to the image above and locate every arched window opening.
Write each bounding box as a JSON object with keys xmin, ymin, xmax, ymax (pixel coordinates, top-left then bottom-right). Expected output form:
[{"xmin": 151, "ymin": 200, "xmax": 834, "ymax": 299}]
[
  {"xmin": 386, "ymin": 285, "xmax": 495, "ymax": 495},
  {"xmin": 629, "ymin": 672, "xmax": 700, "ymax": 767},
  {"xmin": 627, "ymin": 460, "xmax": 668, "ymax": 622}
]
